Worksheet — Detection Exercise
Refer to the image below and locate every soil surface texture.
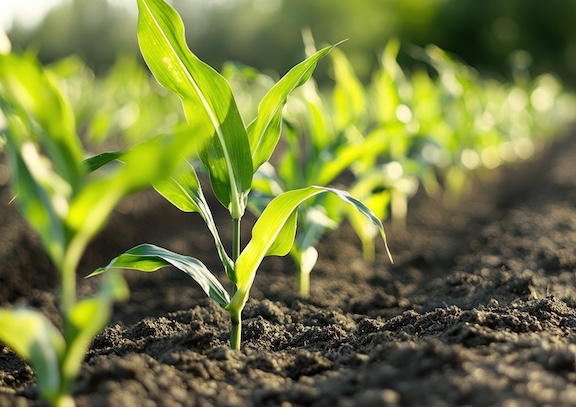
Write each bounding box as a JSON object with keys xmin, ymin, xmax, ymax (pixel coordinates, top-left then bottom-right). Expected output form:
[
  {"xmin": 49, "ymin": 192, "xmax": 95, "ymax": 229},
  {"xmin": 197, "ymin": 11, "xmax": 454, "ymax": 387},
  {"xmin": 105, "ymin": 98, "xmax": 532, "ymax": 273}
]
[{"xmin": 1, "ymin": 130, "xmax": 576, "ymax": 407}]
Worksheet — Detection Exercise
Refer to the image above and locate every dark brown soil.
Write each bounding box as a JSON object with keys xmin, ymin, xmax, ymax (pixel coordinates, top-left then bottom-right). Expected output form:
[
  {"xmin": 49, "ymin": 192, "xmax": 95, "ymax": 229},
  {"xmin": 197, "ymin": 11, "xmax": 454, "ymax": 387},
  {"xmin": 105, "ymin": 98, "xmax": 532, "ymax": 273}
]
[{"xmin": 2, "ymin": 129, "xmax": 576, "ymax": 406}]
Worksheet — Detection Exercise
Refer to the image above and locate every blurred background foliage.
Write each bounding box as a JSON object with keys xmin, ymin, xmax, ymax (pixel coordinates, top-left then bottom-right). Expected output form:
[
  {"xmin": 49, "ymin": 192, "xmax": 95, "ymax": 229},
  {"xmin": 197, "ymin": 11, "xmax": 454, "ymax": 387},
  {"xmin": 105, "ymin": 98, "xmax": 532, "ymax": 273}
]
[{"xmin": 6, "ymin": 0, "xmax": 576, "ymax": 87}]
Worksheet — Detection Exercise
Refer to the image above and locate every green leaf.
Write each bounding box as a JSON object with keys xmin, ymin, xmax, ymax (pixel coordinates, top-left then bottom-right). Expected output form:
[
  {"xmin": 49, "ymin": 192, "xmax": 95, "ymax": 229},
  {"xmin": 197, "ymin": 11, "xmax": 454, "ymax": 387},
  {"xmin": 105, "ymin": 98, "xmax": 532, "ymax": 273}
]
[
  {"xmin": 62, "ymin": 271, "xmax": 128, "ymax": 384},
  {"xmin": 247, "ymin": 44, "xmax": 337, "ymax": 172},
  {"xmin": 83, "ymin": 151, "xmax": 125, "ymax": 173},
  {"xmin": 1, "ymin": 115, "xmax": 68, "ymax": 268},
  {"xmin": 266, "ymin": 211, "xmax": 297, "ymax": 256},
  {"xmin": 153, "ymin": 162, "xmax": 203, "ymax": 213},
  {"xmin": 296, "ymin": 206, "xmax": 339, "ymax": 251},
  {"xmin": 0, "ymin": 53, "xmax": 84, "ymax": 189},
  {"xmin": 0, "ymin": 307, "xmax": 66, "ymax": 405},
  {"xmin": 347, "ymin": 178, "xmax": 391, "ymax": 262},
  {"xmin": 228, "ymin": 186, "xmax": 392, "ymax": 312},
  {"xmin": 67, "ymin": 129, "xmax": 207, "ymax": 268},
  {"xmin": 301, "ymin": 80, "xmax": 333, "ymax": 152},
  {"xmin": 315, "ymin": 132, "xmax": 385, "ymax": 185},
  {"xmin": 0, "ymin": 54, "xmax": 85, "ymax": 268},
  {"xmin": 330, "ymin": 47, "xmax": 366, "ymax": 130},
  {"xmin": 89, "ymin": 244, "xmax": 230, "ymax": 307},
  {"xmin": 153, "ymin": 161, "xmax": 233, "ymax": 273},
  {"xmin": 136, "ymin": 0, "xmax": 252, "ymax": 217}
]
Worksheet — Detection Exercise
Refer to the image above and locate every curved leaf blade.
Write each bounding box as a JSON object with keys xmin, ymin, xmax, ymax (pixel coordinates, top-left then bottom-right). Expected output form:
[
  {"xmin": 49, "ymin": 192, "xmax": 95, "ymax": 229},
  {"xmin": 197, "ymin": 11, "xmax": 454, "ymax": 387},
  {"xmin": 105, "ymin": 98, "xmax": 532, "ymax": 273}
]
[
  {"xmin": 247, "ymin": 44, "xmax": 338, "ymax": 172},
  {"xmin": 83, "ymin": 151, "xmax": 125, "ymax": 173},
  {"xmin": 136, "ymin": 0, "xmax": 252, "ymax": 215},
  {"xmin": 67, "ymin": 127, "xmax": 208, "ymax": 261},
  {"xmin": 0, "ymin": 307, "xmax": 65, "ymax": 404},
  {"xmin": 266, "ymin": 211, "xmax": 297, "ymax": 256},
  {"xmin": 0, "ymin": 53, "xmax": 84, "ymax": 188},
  {"xmin": 89, "ymin": 244, "xmax": 230, "ymax": 307},
  {"xmin": 63, "ymin": 271, "xmax": 128, "ymax": 383},
  {"xmin": 1, "ymin": 134, "xmax": 68, "ymax": 268},
  {"xmin": 229, "ymin": 186, "xmax": 392, "ymax": 311},
  {"xmin": 153, "ymin": 161, "xmax": 233, "ymax": 272},
  {"xmin": 330, "ymin": 46, "xmax": 367, "ymax": 130}
]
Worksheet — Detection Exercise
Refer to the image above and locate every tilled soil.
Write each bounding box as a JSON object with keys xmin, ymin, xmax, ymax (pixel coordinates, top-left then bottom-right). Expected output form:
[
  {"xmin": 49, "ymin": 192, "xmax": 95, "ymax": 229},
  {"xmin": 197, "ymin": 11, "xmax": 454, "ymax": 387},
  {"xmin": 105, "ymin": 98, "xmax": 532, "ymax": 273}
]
[{"xmin": 1, "ymin": 130, "xmax": 576, "ymax": 406}]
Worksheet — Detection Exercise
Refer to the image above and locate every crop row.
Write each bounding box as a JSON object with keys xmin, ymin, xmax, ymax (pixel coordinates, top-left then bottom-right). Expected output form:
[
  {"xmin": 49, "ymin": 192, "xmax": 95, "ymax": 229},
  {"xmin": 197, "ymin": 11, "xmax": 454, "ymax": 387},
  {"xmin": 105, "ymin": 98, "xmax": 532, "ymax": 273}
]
[{"xmin": 0, "ymin": 0, "xmax": 574, "ymax": 406}]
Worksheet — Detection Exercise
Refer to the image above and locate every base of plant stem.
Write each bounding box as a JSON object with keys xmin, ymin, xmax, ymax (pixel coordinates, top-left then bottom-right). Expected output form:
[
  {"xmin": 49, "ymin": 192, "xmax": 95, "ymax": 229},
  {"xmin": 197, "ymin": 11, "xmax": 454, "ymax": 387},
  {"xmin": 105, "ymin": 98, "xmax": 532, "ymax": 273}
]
[
  {"xmin": 229, "ymin": 311, "xmax": 242, "ymax": 350},
  {"xmin": 298, "ymin": 271, "xmax": 311, "ymax": 297}
]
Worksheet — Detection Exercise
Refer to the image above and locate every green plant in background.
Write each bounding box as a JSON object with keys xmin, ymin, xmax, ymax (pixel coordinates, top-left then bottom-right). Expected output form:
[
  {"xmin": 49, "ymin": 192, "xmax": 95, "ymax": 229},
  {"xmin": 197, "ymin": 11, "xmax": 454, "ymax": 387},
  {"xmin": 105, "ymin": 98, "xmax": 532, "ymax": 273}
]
[
  {"xmin": 89, "ymin": 0, "xmax": 391, "ymax": 350},
  {"xmin": 249, "ymin": 41, "xmax": 393, "ymax": 295},
  {"xmin": 0, "ymin": 51, "xmax": 204, "ymax": 407},
  {"xmin": 251, "ymin": 35, "xmax": 576, "ymax": 295},
  {"xmin": 47, "ymin": 54, "xmax": 184, "ymax": 150}
]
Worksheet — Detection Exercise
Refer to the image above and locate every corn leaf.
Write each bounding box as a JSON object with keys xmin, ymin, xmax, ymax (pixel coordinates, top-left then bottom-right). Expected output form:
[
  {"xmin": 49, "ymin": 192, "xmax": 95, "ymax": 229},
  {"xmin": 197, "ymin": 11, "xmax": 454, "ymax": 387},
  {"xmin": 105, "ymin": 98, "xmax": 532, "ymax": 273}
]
[
  {"xmin": 89, "ymin": 244, "xmax": 230, "ymax": 308},
  {"xmin": 330, "ymin": 47, "xmax": 366, "ymax": 130},
  {"xmin": 247, "ymin": 44, "xmax": 337, "ymax": 173},
  {"xmin": 83, "ymin": 151, "xmax": 125, "ymax": 173},
  {"xmin": 317, "ymin": 126, "xmax": 390, "ymax": 185},
  {"xmin": 62, "ymin": 271, "xmax": 128, "ymax": 383},
  {"xmin": 154, "ymin": 161, "xmax": 233, "ymax": 273},
  {"xmin": 1, "ymin": 130, "xmax": 68, "ymax": 268},
  {"xmin": 0, "ymin": 55, "xmax": 82, "ymax": 267},
  {"xmin": 136, "ymin": 0, "xmax": 252, "ymax": 216},
  {"xmin": 67, "ymin": 130, "xmax": 206, "ymax": 265},
  {"xmin": 0, "ymin": 307, "xmax": 65, "ymax": 404},
  {"xmin": 266, "ymin": 211, "xmax": 298, "ymax": 256},
  {"xmin": 0, "ymin": 53, "xmax": 84, "ymax": 189},
  {"xmin": 228, "ymin": 186, "xmax": 392, "ymax": 312}
]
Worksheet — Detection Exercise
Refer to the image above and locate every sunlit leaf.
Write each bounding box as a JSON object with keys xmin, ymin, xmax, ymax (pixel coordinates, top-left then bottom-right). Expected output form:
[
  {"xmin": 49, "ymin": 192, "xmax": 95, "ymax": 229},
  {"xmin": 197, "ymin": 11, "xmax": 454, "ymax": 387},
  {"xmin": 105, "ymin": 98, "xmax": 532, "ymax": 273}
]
[
  {"xmin": 67, "ymin": 128, "xmax": 207, "ymax": 266},
  {"xmin": 266, "ymin": 211, "xmax": 297, "ymax": 256},
  {"xmin": 63, "ymin": 271, "xmax": 128, "ymax": 383},
  {"xmin": 0, "ymin": 307, "xmax": 65, "ymax": 404},
  {"xmin": 330, "ymin": 47, "xmax": 366, "ymax": 130},
  {"xmin": 154, "ymin": 161, "xmax": 233, "ymax": 272},
  {"xmin": 228, "ymin": 186, "xmax": 392, "ymax": 312},
  {"xmin": 89, "ymin": 244, "xmax": 230, "ymax": 307},
  {"xmin": 247, "ymin": 44, "xmax": 337, "ymax": 172},
  {"xmin": 136, "ymin": 0, "xmax": 252, "ymax": 217},
  {"xmin": 0, "ymin": 114, "xmax": 68, "ymax": 267},
  {"xmin": 0, "ymin": 53, "xmax": 84, "ymax": 188},
  {"xmin": 83, "ymin": 151, "xmax": 125, "ymax": 173}
]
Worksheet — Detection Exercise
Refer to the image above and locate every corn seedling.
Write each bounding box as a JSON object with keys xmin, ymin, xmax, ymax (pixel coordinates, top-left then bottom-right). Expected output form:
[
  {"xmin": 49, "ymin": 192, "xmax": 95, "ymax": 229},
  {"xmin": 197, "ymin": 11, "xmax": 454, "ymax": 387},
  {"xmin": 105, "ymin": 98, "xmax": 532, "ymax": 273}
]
[
  {"xmin": 250, "ymin": 40, "xmax": 425, "ymax": 294},
  {"xmin": 89, "ymin": 0, "xmax": 392, "ymax": 350},
  {"xmin": 0, "ymin": 50, "xmax": 204, "ymax": 406}
]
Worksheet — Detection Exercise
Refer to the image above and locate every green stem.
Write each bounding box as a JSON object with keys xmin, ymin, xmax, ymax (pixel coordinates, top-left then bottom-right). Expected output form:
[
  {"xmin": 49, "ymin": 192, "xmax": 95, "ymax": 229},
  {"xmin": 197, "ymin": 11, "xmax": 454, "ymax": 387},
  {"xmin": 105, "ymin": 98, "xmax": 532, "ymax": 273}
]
[
  {"xmin": 229, "ymin": 217, "xmax": 242, "ymax": 350},
  {"xmin": 231, "ymin": 217, "xmax": 241, "ymax": 295},
  {"xmin": 60, "ymin": 255, "xmax": 78, "ymax": 318},
  {"xmin": 229, "ymin": 309, "xmax": 241, "ymax": 350},
  {"xmin": 298, "ymin": 269, "xmax": 310, "ymax": 297}
]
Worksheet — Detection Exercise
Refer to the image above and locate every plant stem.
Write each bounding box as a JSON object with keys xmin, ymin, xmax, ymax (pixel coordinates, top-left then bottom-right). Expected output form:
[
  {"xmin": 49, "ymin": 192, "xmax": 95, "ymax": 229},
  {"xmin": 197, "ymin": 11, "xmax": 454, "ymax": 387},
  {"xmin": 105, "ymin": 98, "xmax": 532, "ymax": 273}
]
[
  {"xmin": 229, "ymin": 217, "xmax": 242, "ymax": 350},
  {"xmin": 60, "ymin": 259, "xmax": 77, "ymax": 317},
  {"xmin": 298, "ymin": 269, "xmax": 310, "ymax": 297},
  {"xmin": 231, "ymin": 217, "xmax": 241, "ymax": 295},
  {"xmin": 229, "ymin": 309, "xmax": 241, "ymax": 350}
]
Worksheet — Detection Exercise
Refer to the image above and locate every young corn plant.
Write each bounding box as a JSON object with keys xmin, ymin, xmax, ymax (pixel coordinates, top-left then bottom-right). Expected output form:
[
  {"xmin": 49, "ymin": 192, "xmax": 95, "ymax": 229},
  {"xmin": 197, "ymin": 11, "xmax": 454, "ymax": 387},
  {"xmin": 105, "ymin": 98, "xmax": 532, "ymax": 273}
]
[
  {"xmin": 90, "ymin": 0, "xmax": 392, "ymax": 350},
  {"xmin": 0, "ymin": 52, "xmax": 203, "ymax": 406},
  {"xmin": 249, "ymin": 43, "xmax": 396, "ymax": 295}
]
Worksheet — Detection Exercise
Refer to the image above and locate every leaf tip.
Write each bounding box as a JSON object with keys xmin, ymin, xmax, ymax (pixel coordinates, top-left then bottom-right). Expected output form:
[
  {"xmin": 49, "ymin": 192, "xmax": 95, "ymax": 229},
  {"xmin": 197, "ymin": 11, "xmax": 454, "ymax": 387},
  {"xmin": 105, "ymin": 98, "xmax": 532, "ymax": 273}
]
[{"xmin": 85, "ymin": 268, "xmax": 105, "ymax": 279}]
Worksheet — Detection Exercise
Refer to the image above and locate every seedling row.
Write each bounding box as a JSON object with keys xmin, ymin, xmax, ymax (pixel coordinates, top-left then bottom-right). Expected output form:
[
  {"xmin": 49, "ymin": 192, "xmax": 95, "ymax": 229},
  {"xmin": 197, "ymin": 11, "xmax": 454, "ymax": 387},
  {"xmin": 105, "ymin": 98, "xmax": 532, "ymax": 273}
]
[{"xmin": 0, "ymin": 1, "xmax": 573, "ymax": 406}]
